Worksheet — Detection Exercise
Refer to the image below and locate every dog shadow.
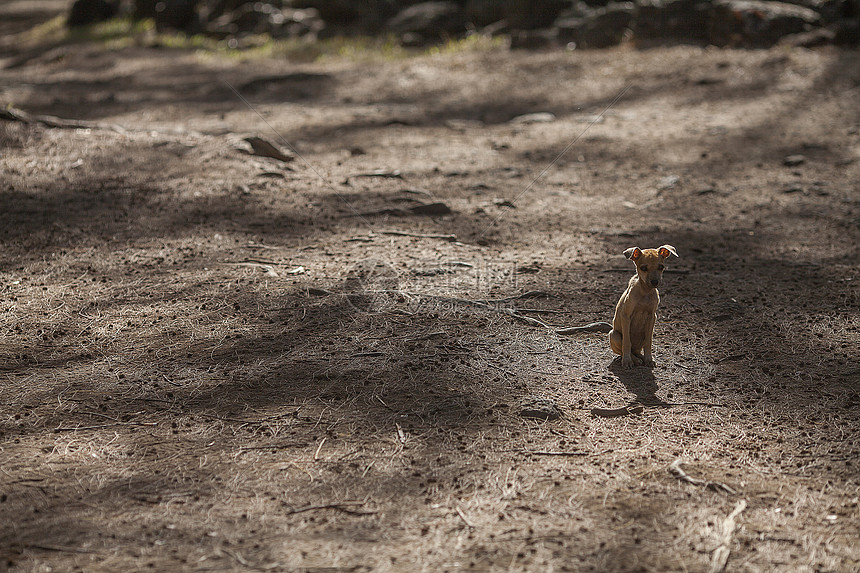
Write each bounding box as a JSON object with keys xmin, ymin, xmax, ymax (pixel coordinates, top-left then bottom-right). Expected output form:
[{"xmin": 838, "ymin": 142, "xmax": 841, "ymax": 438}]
[{"xmin": 608, "ymin": 358, "xmax": 669, "ymax": 406}]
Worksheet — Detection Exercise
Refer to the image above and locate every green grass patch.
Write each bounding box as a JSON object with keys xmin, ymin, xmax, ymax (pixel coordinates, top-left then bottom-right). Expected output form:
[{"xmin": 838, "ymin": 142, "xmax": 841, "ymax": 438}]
[{"xmin": 19, "ymin": 15, "xmax": 506, "ymax": 63}]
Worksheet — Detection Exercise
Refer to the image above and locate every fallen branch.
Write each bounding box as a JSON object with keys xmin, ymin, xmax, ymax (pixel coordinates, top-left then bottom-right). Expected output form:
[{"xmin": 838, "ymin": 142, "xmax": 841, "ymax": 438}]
[
  {"xmin": 285, "ymin": 502, "xmax": 375, "ymax": 516},
  {"xmin": 479, "ymin": 291, "xmax": 551, "ymax": 304},
  {"xmin": 53, "ymin": 420, "xmax": 158, "ymax": 432},
  {"xmin": 708, "ymin": 500, "xmax": 747, "ymax": 573},
  {"xmin": 343, "ymin": 169, "xmax": 403, "ymax": 185},
  {"xmin": 521, "ymin": 451, "xmax": 588, "ymax": 456},
  {"xmin": 502, "ymin": 308, "xmax": 552, "ymax": 329},
  {"xmin": 591, "ymin": 403, "xmax": 644, "ymax": 418},
  {"xmin": 314, "ymin": 437, "xmax": 326, "ymax": 461},
  {"xmin": 21, "ymin": 543, "xmax": 100, "ymax": 554},
  {"xmin": 357, "ymin": 202, "xmax": 452, "ymax": 217},
  {"xmin": 669, "ymin": 459, "xmax": 737, "ymax": 495},
  {"xmin": 429, "ymin": 291, "xmax": 555, "ymax": 329},
  {"xmin": 456, "ymin": 506, "xmax": 475, "ymax": 528},
  {"xmin": 1, "ymin": 106, "xmax": 124, "ymax": 132},
  {"xmin": 556, "ymin": 322, "xmax": 612, "ymax": 335},
  {"xmin": 380, "ymin": 230, "xmax": 458, "ymax": 242}
]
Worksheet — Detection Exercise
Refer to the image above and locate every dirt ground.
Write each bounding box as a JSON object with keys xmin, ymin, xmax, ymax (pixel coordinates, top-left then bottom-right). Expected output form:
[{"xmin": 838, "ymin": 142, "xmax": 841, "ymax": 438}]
[{"xmin": 1, "ymin": 3, "xmax": 859, "ymax": 572}]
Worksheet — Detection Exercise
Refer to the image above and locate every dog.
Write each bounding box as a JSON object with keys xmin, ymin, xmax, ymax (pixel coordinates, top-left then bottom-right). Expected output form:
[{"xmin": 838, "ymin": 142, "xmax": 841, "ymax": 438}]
[{"xmin": 609, "ymin": 245, "xmax": 678, "ymax": 368}]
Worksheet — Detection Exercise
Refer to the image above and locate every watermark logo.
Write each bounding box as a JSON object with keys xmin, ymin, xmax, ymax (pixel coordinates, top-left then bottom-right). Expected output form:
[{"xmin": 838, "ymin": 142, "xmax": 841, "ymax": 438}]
[{"xmin": 343, "ymin": 258, "xmax": 523, "ymax": 314}]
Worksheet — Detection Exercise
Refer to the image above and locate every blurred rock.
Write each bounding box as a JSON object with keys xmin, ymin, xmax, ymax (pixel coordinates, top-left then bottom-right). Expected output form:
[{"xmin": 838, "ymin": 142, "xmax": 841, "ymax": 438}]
[
  {"xmin": 832, "ymin": 19, "xmax": 860, "ymax": 44},
  {"xmin": 518, "ymin": 396, "xmax": 563, "ymax": 421},
  {"xmin": 560, "ymin": 2, "xmax": 635, "ymax": 48},
  {"xmin": 510, "ymin": 27, "xmax": 560, "ymax": 48},
  {"xmin": 154, "ymin": 0, "xmax": 201, "ymax": 32},
  {"xmin": 709, "ymin": 0, "xmax": 821, "ymax": 47},
  {"xmin": 505, "ymin": 0, "xmax": 571, "ymax": 29},
  {"xmin": 634, "ymin": 0, "xmax": 711, "ymax": 46},
  {"xmin": 132, "ymin": 0, "xmax": 159, "ymax": 20},
  {"xmin": 386, "ymin": 2, "xmax": 467, "ymax": 42},
  {"xmin": 67, "ymin": 0, "xmax": 119, "ymax": 27},
  {"xmin": 465, "ymin": 0, "xmax": 506, "ymax": 27},
  {"xmin": 126, "ymin": 0, "xmax": 858, "ymax": 50},
  {"xmin": 207, "ymin": 4, "xmax": 323, "ymax": 38}
]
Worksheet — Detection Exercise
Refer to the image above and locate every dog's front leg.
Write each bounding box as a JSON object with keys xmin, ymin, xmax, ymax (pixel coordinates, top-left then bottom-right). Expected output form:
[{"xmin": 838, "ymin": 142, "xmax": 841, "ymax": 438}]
[
  {"xmin": 621, "ymin": 317, "xmax": 635, "ymax": 368},
  {"xmin": 642, "ymin": 312, "xmax": 656, "ymax": 367}
]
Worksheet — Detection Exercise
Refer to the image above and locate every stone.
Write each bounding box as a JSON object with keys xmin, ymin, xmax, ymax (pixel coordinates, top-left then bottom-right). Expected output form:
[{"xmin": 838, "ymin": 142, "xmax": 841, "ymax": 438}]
[
  {"xmin": 244, "ymin": 136, "xmax": 294, "ymax": 163},
  {"xmin": 509, "ymin": 112, "xmax": 557, "ymax": 124},
  {"xmin": 634, "ymin": 0, "xmax": 711, "ymax": 46},
  {"xmin": 67, "ymin": 0, "xmax": 118, "ymax": 27},
  {"xmin": 154, "ymin": 0, "xmax": 200, "ymax": 32},
  {"xmin": 132, "ymin": 0, "xmax": 159, "ymax": 20},
  {"xmin": 510, "ymin": 28, "xmax": 560, "ymax": 49},
  {"xmin": 386, "ymin": 2, "xmax": 466, "ymax": 40},
  {"xmin": 518, "ymin": 397, "xmax": 563, "ymax": 421},
  {"xmin": 709, "ymin": 0, "xmax": 821, "ymax": 47},
  {"xmin": 464, "ymin": 0, "xmax": 506, "ymax": 27},
  {"xmin": 291, "ymin": 0, "xmax": 361, "ymax": 24},
  {"xmin": 783, "ymin": 154, "xmax": 806, "ymax": 166},
  {"xmin": 504, "ymin": 0, "xmax": 571, "ymax": 30},
  {"xmin": 566, "ymin": 3, "xmax": 635, "ymax": 48}
]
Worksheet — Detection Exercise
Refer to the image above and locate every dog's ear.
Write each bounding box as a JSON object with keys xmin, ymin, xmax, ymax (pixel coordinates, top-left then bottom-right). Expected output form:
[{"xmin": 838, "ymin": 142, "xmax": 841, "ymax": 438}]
[
  {"xmin": 658, "ymin": 245, "xmax": 678, "ymax": 259},
  {"xmin": 623, "ymin": 247, "xmax": 642, "ymax": 260}
]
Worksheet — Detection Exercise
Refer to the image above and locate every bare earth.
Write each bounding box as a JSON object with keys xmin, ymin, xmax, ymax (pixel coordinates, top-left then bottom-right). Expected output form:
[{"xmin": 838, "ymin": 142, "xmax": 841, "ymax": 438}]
[{"xmin": 1, "ymin": 8, "xmax": 859, "ymax": 573}]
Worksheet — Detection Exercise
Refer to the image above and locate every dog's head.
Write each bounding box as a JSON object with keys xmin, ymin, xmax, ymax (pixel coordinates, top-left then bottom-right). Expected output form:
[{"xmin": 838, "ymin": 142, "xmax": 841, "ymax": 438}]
[{"xmin": 623, "ymin": 245, "xmax": 678, "ymax": 289}]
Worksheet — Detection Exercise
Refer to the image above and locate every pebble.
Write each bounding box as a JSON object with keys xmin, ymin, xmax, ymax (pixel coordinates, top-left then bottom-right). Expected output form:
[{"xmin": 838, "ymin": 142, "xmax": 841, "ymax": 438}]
[
  {"xmin": 509, "ymin": 112, "xmax": 556, "ymax": 124},
  {"xmin": 518, "ymin": 397, "xmax": 563, "ymax": 421},
  {"xmin": 783, "ymin": 154, "xmax": 806, "ymax": 167}
]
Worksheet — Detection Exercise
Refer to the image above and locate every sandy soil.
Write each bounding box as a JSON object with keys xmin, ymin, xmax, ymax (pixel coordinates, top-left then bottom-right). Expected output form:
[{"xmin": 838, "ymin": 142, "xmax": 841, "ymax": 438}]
[{"xmin": 1, "ymin": 4, "xmax": 859, "ymax": 572}]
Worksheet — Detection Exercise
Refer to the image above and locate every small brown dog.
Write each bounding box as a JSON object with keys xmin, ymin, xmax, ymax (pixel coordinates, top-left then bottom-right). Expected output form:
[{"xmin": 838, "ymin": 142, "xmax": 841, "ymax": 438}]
[{"xmin": 610, "ymin": 245, "xmax": 678, "ymax": 368}]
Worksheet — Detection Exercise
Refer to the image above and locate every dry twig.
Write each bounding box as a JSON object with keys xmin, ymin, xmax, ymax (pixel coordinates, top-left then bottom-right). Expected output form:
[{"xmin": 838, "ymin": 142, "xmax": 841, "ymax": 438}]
[
  {"xmin": 456, "ymin": 506, "xmax": 475, "ymax": 528},
  {"xmin": 380, "ymin": 230, "xmax": 458, "ymax": 242},
  {"xmin": 591, "ymin": 403, "xmax": 644, "ymax": 418},
  {"xmin": 285, "ymin": 502, "xmax": 375, "ymax": 516},
  {"xmin": 708, "ymin": 500, "xmax": 748, "ymax": 573},
  {"xmin": 669, "ymin": 459, "xmax": 737, "ymax": 495},
  {"xmin": 521, "ymin": 451, "xmax": 588, "ymax": 456},
  {"xmin": 556, "ymin": 322, "xmax": 613, "ymax": 335}
]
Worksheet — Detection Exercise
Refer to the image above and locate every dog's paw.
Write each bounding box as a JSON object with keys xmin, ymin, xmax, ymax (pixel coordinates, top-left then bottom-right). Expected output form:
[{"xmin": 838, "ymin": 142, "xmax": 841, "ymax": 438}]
[
  {"xmin": 621, "ymin": 357, "xmax": 635, "ymax": 369},
  {"xmin": 642, "ymin": 359, "xmax": 655, "ymax": 368}
]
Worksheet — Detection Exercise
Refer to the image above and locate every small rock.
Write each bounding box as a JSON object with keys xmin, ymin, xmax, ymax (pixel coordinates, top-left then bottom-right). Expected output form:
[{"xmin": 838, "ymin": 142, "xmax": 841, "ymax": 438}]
[
  {"xmin": 657, "ymin": 175, "xmax": 680, "ymax": 191},
  {"xmin": 710, "ymin": 0, "xmax": 821, "ymax": 48},
  {"xmin": 386, "ymin": 2, "xmax": 466, "ymax": 41},
  {"xmin": 67, "ymin": 0, "xmax": 118, "ymax": 27},
  {"xmin": 783, "ymin": 154, "xmax": 806, "ymax": 167},
  {"xmin": 782, "ymin": 184, "xmax": 804, "ymax": 194},
  {"xmin": 518, "ymin": 397, "xmax": 563, "ymax": 421},
  {"xmin": 154, "ymin": 0, "xmax": 199, "ymax": 32},
  {"xmin": 510, "ymin": 28, "xmax": 559, "ymax": 49},
  {"xmin": 503, "ymin": 0, "xmax": 570, "ymax": 30},
  {"xmin": 561, "ymin": 3, "xmax": 636, "ymax": 49},
  {"xmin": 509, "ymin": 112, "xmax": 556, "ymax": 124},
  {"xmin": 244, "ymin": 136, "xmax": 295, "ymax": 163},
  {"xmin": 633, "ymin": 0, "xmax": 710, "ymax": 47},
  {"xmin": 409, "ymin": 202, "xmax": 452, "ymax": 216}
]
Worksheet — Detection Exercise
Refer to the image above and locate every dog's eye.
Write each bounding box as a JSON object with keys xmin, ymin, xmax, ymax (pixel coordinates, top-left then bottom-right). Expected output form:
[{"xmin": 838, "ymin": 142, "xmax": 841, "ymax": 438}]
[{"xmin": 640, "ymin": 266, "xmax": 648, "ymax": 272}]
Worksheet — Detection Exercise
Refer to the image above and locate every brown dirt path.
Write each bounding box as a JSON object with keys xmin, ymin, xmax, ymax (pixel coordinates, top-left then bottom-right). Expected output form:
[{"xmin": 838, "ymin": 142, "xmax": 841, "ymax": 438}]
[{"xmin": 1, "ymin": 7, "xmax": 859, "ymax": 572}]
